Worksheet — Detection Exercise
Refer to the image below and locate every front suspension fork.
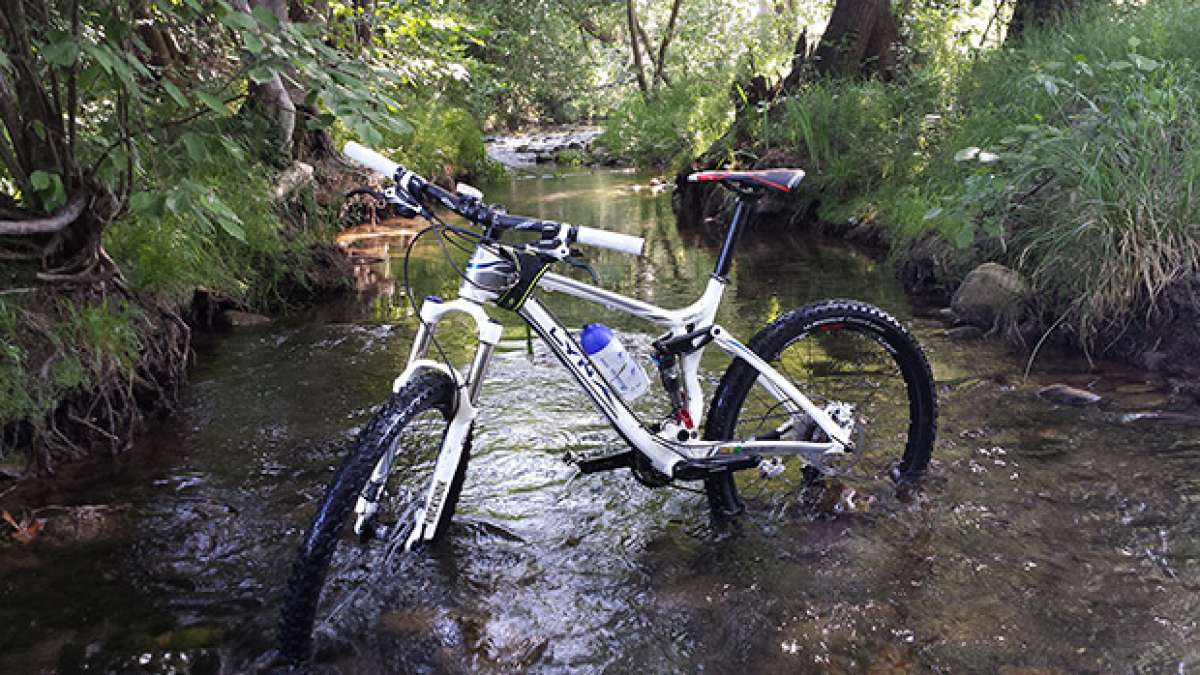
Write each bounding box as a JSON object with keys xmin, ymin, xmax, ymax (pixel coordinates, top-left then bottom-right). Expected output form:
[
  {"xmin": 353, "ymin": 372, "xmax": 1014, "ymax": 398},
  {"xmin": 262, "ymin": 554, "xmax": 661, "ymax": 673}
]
[{"xmin": 352, "ymin": 297, "xmax": 502, "ymax": 548}]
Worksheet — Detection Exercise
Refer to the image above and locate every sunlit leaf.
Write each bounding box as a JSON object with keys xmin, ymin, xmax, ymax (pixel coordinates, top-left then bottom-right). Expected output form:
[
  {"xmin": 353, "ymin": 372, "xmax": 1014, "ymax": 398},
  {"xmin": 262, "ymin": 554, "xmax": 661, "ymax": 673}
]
[
  {"xmin": 1131, "ymin": 53, "xmax": 1158, "ymax": 72},
  {"xmin": 954, "ymin": 147, "xmax": 980, "ymax": 162}
]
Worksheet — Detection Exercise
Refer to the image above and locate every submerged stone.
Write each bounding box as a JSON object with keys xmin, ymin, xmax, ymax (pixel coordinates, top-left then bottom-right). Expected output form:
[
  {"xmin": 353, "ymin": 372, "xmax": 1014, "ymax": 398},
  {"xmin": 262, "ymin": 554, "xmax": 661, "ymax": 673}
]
[
  {"xmin": 220, "ymin": 310, "xmax": 271, "ymax": 327},
  {"xmin": 1037, "ymin": 384, "xmax": 1102, "ymax": 407}
]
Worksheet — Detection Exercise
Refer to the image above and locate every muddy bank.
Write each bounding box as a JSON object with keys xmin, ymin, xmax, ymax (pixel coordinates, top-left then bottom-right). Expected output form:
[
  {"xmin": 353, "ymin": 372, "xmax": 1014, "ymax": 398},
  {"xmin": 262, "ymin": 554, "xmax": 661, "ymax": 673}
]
[{"xmin": 0, "ymin": 159, "xmax": 360, "ymax": 483}]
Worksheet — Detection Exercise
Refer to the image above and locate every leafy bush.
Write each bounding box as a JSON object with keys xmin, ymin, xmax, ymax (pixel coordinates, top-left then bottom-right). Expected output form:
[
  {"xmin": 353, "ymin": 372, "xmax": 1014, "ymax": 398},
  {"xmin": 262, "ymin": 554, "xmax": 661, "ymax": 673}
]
[
  {"xmin": 884, "ymin": 0, "xmax": 1200, "ymax": 347},
  {"xmin": 598, "ymin": 76, "xmax": 734, "ymax": 170}
]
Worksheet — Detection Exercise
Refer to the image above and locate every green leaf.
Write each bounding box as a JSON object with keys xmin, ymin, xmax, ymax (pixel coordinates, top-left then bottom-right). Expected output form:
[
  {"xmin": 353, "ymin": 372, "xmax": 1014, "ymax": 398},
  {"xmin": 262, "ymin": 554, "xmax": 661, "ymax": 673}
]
[
  {"xmin": 1127, "ymin": 36, "xmax": 1142, "ymax": 50},
  {"xmin": 305, "ymin": 113, "xmax": 335, "ymax": 130},
  {"xmin": 251, "ymin": 5, "xmax": 280, "ymax": 29},
  {"xmin": 220, "ymin": 11, "xmax": 257, "ymax": 31},
  {"xmin": 181, "ymin": 132, "xmax": 209, "ymax": 162},
  {"xmin": 42, "ymin": 36, "xmax": 81, "ymax": 67},
  {"xmin": 196, "ymin": 91, "xmax": 230, "ymax": 116},
  {"xmin": 1043, "ymin": 79, "xmax": 1058, "ymax": 96},
  {"xmin": 30, "ymin": 171, "xmax": 65, "ymax": 211},
  {"xmin": 922, "ymin": 207, "xmax": 943, "ymax": 221},
  {"xmin": 204, "ymin": 193, "xmax": 245, "ymax": 241},
  {"xmin": 248, "ymin": 64, "xmax": 276, "ymax": 84},
  {"xmin": 218, "ymin": 136, "xmax": 245, "ymax": 161},
  {"xmin": 130, "ymin": 191, "xmax": 166, "ymax": 216},
  {"xmin": 244, "ymin": 32, "xmax": 264, "ymax": 55},
  {"xmin": 30, "ymin": 170, "xmax": 51, "ymax": 190},
  {"xmin": 0, "ymin": 51, "xmax": 11, "ymax": 71},
  {"xmin": 953, "ymin": 223, "xmax": 975, "ymax": 249},
  {"xmin": 84, "ymin": 44, "xmax": 117, "ymax": 74},
  {"xmin": 161, "ymin": 79, "xmax": 188, "ymax": 107}
]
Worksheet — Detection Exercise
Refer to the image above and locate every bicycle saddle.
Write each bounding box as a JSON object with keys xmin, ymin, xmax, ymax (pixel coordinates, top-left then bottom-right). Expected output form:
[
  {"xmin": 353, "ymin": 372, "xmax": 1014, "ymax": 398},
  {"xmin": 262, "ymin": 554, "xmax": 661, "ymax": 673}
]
[{"xmin": 687, "ymin": 169, "xmax": 805, "ymax": 194}]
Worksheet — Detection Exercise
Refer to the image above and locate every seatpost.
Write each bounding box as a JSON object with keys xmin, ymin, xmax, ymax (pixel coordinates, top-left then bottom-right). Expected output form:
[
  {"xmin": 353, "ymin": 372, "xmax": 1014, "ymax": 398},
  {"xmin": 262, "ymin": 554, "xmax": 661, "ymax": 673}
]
[{"xmin": 713, "ymin": 197, "xmax": 754, "ymax": 280}]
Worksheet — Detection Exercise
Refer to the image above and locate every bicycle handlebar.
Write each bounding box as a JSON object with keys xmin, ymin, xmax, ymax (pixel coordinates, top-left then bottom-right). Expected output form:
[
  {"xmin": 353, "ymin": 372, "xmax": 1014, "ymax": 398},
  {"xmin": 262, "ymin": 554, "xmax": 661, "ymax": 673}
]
[{"xmin": 343, "ymin": 141, "xmax": 644, "ymax": 257}]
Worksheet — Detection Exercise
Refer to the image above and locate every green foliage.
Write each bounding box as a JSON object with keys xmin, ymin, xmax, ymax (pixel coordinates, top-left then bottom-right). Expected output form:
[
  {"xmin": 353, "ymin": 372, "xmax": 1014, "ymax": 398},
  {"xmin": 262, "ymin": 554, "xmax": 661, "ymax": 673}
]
[
  {"xmin": 368, "ymin": 102, "xmax": 496, "ymax": 181},
  {"xmin": 598, "ymin": 76, "xmax": 734, "ymax": 170},
  {"xmin": 882, "ymin": 0, "xmax": 1200, "ymax": 346},
  {"xmin": 105, "ymin": 125, "xmax": 323, "ymax": 307},
  {"xmin": 0, "ymin": 295, "xmax": 143, "ymax": 428}
]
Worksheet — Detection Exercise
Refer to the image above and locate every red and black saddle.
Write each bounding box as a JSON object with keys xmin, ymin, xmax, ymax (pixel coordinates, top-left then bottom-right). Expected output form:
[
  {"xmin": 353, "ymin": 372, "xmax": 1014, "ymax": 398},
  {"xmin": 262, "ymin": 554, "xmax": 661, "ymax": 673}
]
[{"xmin": 686, "ymin": 169, "xmax": 805, "ymax": 194}]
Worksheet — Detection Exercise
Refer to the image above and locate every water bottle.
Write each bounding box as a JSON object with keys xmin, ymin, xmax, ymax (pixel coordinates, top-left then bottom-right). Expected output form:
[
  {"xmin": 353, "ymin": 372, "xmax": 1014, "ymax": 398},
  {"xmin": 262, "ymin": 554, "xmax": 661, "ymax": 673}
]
[{"xmin": 580, "ymin": 324, "xmax": 650, "ymax": 403}]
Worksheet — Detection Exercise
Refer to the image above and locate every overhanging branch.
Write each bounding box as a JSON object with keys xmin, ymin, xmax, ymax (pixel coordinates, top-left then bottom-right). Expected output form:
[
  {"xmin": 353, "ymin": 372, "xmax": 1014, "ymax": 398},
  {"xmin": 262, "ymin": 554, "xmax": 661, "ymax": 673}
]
[{"xmin": 0, "ymin": 192, "xmax": 88, "ymax": 235}]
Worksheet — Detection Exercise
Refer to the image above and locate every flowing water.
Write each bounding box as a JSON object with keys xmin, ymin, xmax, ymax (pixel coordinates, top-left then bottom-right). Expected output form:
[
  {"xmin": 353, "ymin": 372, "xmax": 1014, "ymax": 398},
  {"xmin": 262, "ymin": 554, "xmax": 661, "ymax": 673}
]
[{"xmin": 2, "ymin": 168, "xmax": 1199, "ymax": 674}]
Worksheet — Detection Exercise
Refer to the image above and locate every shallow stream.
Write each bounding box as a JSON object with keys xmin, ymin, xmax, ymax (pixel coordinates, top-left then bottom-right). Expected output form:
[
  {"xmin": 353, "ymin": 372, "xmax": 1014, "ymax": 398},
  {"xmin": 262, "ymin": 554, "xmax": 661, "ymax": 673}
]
[{"xmin": 2, "ymin": 168, "xmax": 1198, "ymax": 673}]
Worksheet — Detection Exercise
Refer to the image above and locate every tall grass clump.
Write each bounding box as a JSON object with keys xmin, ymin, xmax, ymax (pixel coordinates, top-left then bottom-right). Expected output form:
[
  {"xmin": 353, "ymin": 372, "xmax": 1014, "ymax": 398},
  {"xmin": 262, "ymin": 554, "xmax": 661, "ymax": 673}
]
[
  {"xmin": 753, "ymin": 70, "xmax": 946, "ymax": 219},
  {"xmin": 599, "ymin": 76, "xmax": 733, "ymax": 170},
  {"xmin": 892, "ymin": 0, "xmax": 1200, "ymax": 349}
]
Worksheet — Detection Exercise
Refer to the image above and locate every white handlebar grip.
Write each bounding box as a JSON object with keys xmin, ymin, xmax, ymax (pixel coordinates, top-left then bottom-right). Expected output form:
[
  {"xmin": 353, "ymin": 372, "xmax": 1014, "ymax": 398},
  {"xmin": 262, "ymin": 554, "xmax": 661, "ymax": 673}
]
[
  {"xmin": 344, "ymin": 141, "xmax": 400, "ymax": 179},
  {"xmin": 575, "ymin": 226, "xmax": 645, "ymax": 256}
]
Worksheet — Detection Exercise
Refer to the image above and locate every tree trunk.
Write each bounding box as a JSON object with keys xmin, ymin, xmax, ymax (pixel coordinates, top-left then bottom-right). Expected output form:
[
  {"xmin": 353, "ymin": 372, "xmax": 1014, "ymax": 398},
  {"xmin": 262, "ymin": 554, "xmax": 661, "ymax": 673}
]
[
  {"xmin": 233, "ymin": 0, "xmax": 296, "ymax": 155},
  {"xmin": 1006, "ymin": 0, "xmax": 1075, "ymax": 43},
  {"xmin": 811, "ymin": 0, "xmax": 899, "ymax": 80},
  {"xmin": 653, "ymin": 0, "xmax": 684, "ymax": 88},
  {"xmin": 626, "ymin": 0, "xmax": 649, "ymax": 95}
]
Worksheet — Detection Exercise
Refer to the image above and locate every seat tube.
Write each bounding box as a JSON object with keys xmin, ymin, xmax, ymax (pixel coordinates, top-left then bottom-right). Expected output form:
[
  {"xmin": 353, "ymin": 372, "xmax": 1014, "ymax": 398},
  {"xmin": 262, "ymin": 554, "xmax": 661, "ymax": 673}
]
[{"xmin": 713, "ymin": 199, "xmax": 751, "ymax": 279}]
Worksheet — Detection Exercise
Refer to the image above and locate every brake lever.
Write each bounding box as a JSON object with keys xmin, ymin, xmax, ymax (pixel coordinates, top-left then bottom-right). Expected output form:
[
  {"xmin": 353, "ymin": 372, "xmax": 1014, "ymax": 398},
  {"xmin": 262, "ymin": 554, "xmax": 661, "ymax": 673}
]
[
  {"xmin": 563, "ymin": 250, "xmax": 600, "ymax": 284},
  {"xmin": 383, "ymin": 186, "xmax": 423, "ymax": 219}
]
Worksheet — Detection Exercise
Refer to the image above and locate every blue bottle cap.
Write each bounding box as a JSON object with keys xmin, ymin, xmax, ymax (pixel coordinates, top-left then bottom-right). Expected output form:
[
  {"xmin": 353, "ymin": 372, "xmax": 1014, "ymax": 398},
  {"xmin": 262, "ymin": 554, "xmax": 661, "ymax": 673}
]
[{"xmin": 580, "ymin": 323, "xmax": 613, "ymax": 355}]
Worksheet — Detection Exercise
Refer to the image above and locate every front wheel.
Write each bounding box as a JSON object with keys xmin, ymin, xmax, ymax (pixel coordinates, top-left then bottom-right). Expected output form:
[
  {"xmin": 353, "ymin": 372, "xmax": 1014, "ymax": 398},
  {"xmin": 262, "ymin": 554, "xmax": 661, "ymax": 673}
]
[
  {"xmin": 277, "ymin": 370, "xmax": 471, "ymax": 665},
  {"xmin": 704, "ymin": 299, "xmax": 937, "ymax": 517}
]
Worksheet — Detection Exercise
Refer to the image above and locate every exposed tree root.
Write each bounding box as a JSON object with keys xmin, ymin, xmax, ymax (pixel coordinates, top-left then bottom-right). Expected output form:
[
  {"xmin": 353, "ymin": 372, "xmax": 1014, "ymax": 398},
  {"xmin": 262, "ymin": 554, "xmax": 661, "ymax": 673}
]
[{"xmin": 1, "ymin": 287, "xmax": 191, "ymax": 476}]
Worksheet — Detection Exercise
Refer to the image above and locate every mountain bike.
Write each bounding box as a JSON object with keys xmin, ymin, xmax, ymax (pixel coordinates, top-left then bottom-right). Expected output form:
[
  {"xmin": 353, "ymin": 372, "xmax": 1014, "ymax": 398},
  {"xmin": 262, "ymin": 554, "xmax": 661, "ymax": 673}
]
[{"xmin": 277, "ymin": 142, "xmax": 937, "ymax": 664}]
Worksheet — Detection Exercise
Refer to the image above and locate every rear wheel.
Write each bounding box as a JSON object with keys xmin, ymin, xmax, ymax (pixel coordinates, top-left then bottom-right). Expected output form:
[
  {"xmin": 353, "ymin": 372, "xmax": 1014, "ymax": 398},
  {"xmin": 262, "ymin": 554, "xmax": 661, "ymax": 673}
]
[
  {"xmin": 277, "ymin": 370, "xmax": 471, "ymax": 664},
  {"xmin": 704, "ymin": 299, "xmax": 936, "ymax": 517}
]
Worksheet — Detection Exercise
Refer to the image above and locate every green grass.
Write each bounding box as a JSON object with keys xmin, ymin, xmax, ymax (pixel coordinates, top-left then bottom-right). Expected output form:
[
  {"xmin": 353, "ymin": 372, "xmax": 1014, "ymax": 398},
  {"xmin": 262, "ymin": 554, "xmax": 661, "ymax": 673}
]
[
  {"xmin": 598, "ymin": 76, "xmax": 735, "ymax": 171},
  {"xmin": 0, "ymin": 295, "xmax": 144, "ymax": 430}
]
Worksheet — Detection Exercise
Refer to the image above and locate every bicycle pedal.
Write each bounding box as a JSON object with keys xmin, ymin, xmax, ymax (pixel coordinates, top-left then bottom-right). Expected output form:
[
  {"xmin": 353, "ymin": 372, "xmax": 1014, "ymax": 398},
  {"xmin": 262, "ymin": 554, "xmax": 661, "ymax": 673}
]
[
  {"xmin": 672, "ymin": 454, "xmax": 762, "ymax": 481},
  {"xmin": 570, "ymin": 450, "xmax": 636, "ymax": 474}
]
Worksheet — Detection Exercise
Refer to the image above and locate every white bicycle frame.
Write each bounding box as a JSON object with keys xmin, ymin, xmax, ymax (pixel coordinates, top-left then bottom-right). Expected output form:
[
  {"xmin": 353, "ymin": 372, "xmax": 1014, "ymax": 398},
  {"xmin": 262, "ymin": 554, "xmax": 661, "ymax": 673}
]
[{"xmin": 357, "ymin": 242, "xmax": 856, "ymax": 549}]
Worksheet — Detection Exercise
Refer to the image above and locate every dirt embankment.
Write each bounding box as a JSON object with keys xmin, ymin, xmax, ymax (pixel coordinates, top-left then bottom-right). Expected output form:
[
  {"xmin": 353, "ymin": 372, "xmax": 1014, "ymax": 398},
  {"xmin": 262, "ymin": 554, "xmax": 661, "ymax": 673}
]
[{"xmin": 0, "ymin": 157, "xmax": 362, "ymax": 484}]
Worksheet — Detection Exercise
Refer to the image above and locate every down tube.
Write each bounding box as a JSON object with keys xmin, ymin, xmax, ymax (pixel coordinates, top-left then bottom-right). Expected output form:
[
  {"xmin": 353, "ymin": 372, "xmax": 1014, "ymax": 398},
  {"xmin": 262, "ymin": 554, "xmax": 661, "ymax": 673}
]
[{"xmin": 516, "ymin": 297, "xmax": 683, "ymax": 476}]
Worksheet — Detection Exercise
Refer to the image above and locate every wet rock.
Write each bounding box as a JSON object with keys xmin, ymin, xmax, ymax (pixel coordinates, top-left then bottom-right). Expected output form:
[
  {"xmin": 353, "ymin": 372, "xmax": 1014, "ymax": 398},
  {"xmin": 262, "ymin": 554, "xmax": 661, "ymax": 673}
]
[
  {"xmin": 36, "ymin": 504, "xmax": 129, "ymax": 546},
  {"xmin": 1139, "ymin": 350, "xmax": 1169, "ymax": 372},
  {"xmin": 1115, "ymin": 411, "xmax": 1200, "ymax": 427},
  {"xmin": 1037, "ymin": 384, "xmax": 1101, "ymax": 407},
  {"xmin": 945, "ymin": 325, "xmax": 985, "ymax": 341},
  {"xmin": 951, "ymin": 263, "xmax": 1028, "ymax": 329},
  {"xmin": 220, "ymin": 310, "xmax": 271, "ymax": 327}
]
